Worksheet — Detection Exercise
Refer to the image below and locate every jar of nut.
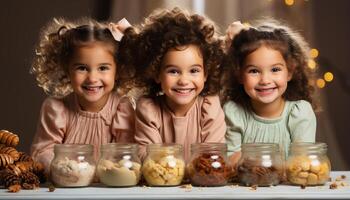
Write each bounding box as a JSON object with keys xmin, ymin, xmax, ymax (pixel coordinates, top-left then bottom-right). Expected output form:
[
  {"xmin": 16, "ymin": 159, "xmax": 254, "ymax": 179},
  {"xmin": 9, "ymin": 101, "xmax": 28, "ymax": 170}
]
[
  {"xmin": 142, "ymin": 144, "xmax": 185, "ymax": 186},
  {"xmin": 97, "ymin": 143, "xmax": 141, "ymax": 187},
  {"xmin": 187, "ymin": 143, "xmax": 229, "ymax": 186},
  {"xmin": 286, "ymin": 142, "xmax": 330, "ymax": 186},
  {"xmin": 50, "ymin": 144, "xmax": 96, "ymax": 187},
  {"xmin": 237, "ymin": 143, "xmax": 284, "ymax": 186}
]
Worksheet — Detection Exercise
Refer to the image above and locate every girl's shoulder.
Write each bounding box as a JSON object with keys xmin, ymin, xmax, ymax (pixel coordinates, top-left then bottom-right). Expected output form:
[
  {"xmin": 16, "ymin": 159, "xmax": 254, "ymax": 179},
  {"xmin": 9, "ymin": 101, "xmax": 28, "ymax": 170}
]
[
  {"xmin": 223, "ymin": 100, "xmax": 247, "ymax": 116},
  {"xmin": 199, "ymin": 95, "xmax": 224, "ymax": 118},
  {"xmin": 285, "ymin": 100, "xmax": 314, "ymax": 117},
  {"xmin": 136, "ymin": 95, "xmax": 161, "ymax": 113}
]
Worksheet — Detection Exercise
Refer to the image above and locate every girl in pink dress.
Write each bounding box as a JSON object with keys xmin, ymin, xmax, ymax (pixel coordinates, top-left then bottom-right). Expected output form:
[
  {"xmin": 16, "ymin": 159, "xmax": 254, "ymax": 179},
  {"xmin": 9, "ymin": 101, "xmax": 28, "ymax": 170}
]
[
  {"xmin": 30, "ymin": 18, "xmax": 135, "ymax": 171},
  {"xmin": 130, "ymin": 8, "xmax": 226, "ymax": 161}
]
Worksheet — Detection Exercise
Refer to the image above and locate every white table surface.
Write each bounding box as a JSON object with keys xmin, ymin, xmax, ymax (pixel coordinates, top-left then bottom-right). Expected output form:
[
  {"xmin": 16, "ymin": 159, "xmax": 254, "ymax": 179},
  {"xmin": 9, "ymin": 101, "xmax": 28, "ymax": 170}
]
[{"xmin": 1, "ymin": 171, "xmax": 349, "ymax": 200}]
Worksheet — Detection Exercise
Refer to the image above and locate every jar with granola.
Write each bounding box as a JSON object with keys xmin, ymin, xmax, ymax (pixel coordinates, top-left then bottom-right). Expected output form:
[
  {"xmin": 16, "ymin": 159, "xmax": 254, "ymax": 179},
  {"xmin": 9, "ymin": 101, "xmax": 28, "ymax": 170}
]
[
  {"xmin": 187, "ymin": 143, "xmax": 229, "ymax": 186},
  {"xmin": 142, "ymin": 144, "xmax": 185, "ymax": 186},
  {"xmin": 50, "ymin": 144, "xmax": 96, "ymax": 187},
  {"xmin": 97, "ymin": 143, "xmax": 141, "ymax": 187},
  {"xmin": 237, "ymin": 143, "xmax": 284, "ymax": 186},
  {"xmin": 286, "ymin": 142, "xmax": 331, "ymax": 186}
]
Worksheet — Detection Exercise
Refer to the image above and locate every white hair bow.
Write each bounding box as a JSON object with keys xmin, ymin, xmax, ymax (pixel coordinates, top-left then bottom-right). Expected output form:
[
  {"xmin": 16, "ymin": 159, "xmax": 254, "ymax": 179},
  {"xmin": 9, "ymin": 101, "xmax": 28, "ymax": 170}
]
[{"xmin": 108, "ymin": 18, "xmax": 132, "ymax": 41}]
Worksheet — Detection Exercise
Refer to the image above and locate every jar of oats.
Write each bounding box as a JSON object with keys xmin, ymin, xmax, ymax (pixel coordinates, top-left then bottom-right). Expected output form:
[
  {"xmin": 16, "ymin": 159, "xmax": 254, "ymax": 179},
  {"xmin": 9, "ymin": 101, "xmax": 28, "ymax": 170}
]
[
  {"xmin": 237, "ymin": 143, "xmax": 284, "ymax": 186},
  {"xmin": 286, "ymin": 142, "xmax": 331, "ymax": 186},
  {"xmin": 97, "ymin": 143, "xmax": 141, "ymax": 187},
  {"xmin": 187, "ymin": 143, "xmax": 229, "ymax": 186},
  {"xmin": 142, "ymin": 144, "xmax": 185, "ymax": 186},
  {"xmin": 50, "ymin": 144, "xmax": 96, "ymax": 187}
]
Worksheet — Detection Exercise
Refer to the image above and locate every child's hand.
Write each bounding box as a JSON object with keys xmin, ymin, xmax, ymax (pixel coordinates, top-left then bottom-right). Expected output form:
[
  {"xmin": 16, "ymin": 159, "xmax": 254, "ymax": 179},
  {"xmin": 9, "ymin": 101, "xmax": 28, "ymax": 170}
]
[{"xmin": 224, "ymin": 21, "xmax": 247, "ymax": 51}]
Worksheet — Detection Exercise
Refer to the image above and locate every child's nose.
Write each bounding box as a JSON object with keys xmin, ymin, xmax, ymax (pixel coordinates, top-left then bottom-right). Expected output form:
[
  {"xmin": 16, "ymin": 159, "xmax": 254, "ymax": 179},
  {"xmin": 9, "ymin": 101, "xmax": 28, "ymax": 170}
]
[
  {"xmin": 259, "ymin": 73, "xmax": 271, "ymax": 84},
  {"xmin": 177, "ymin": 74, "xmax": 189, "ymax": 85},
  {"xmin": 87, "ymin": 71, "xmax": 99, "ymax": 82}
]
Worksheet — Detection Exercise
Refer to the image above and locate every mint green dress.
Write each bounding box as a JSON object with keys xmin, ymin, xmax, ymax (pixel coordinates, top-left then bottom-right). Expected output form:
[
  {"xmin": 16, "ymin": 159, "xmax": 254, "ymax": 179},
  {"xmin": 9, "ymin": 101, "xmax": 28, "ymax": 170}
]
[{"xmin": 223, "ymin": 100, "xmax": 316, "ymax": 157}]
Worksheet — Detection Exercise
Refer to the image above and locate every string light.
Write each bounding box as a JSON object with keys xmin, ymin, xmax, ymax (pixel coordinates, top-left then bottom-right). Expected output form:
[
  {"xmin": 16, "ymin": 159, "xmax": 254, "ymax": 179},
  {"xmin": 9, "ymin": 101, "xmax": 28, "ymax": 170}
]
[
  {"xmin": 285, "ymin": 0, "xmax": 294, "ymax": 6},
  {"xmin": 308, "ymin": 59, "xmax": 316, "ymax": 69},
  {"xmin": 324, "ymin": 72, "xmax": 334, "ymax": 82},
  {"xmin": 316, "ymin": 79, "xmax": 326, "ymax": 89},
  {"xmin": 310, "ymin": 48, "xmax": 319, "ymax": 58}
]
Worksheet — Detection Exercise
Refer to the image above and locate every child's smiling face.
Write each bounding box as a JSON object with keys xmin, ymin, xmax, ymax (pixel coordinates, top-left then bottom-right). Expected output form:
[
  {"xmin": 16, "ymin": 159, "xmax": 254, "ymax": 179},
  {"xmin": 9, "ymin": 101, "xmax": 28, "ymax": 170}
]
[
  {"xmin": 68, "ymin": 42, "xmax": 116, "ymax": 112},
  {"xmin": 157, "ymin": 44, "xmax": 206, "ymax": 116},
  {"xmin": 241, "ymin": 45, "xmax": 292, "ymax": 108}
]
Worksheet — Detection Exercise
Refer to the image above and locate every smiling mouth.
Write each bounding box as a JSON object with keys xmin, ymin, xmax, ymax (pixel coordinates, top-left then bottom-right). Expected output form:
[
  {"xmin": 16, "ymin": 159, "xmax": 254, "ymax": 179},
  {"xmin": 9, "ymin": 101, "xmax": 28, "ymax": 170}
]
[
  {"xmin": 255, "ymin": 87, "xmax": 276, "ymax": 92},
  {"xmin": 82, "ymin": 86, "xmax": 103, "ymax": 92},
  {"xmin": 172, "ymin": 88, "xmax": 194, "ymax": 94}
]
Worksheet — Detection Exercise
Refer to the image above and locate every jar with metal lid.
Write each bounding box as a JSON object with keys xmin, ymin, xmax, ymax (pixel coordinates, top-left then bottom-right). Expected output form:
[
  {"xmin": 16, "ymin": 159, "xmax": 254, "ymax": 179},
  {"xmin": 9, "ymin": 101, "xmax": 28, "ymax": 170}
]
[
  {"xmin": 142, "ymin": 144, "xmax": 185, "ymax": 186},
  {"xmin": 50, "ymin": 144, "xmax": 96, "ymax": 187},
  {"xmin": 97, "ymin": 143, "xmax": 141, "ymax": 187},
  {"xmin": 286, "ymin": 142, "xmax": 331, "ymax": 186},
  {"xmin": 237, "ymin": 143, "xmax": 284, "ymax": 186},
  {"xmin": 187, "ymin": 143, "xmax": 229, "ymax": 186}
]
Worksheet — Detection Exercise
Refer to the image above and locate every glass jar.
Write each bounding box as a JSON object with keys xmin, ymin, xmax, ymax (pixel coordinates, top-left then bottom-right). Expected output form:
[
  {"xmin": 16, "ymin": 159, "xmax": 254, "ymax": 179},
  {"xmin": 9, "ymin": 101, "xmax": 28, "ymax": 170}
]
[
  {"xmin": 286, "ymin": 142, "xmax": 331, "ymax": 186},
  {"xmin": 237, "ymin": 143, "xmax": 284, "ymax": 186},
  {"xmin": 142, "ymin": 144, "xmax": 185, "ymax": 186},
  {"xmin": 50, "ymin": 144, "xmax": 96, "ymax": 187},
  {"xmin": 97, "ymin": 143, "xmax": 141, "ymax": 187},
  {"xmin": 187, "ymin": 143, "xmax": 229, "ymax": 186}
]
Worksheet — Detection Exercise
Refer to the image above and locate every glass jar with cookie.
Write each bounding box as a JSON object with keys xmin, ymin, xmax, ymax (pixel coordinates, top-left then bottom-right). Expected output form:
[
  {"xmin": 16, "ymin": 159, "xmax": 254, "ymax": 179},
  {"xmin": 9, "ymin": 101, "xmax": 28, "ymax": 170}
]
[
  {"xmin": 97, "ymin": 143, "xmax": 141, "ymax": 187},
  {"xmin": 237, "ymin": 143, "xmax": 284, "ymax": 186},
  {"xmin": 142, "ymin": 144, "xmax": 185, "ymax": 186},
  {"xmin": 286, "ymin": 142, "xmax": 331, "ymax": 186}
]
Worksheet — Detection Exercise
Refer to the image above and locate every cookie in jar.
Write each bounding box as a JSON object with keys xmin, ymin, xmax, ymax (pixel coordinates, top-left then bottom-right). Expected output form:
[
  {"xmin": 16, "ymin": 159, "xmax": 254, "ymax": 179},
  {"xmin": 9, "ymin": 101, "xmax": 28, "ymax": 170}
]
[
  {"xmin": 237, "ymin": 143, "xmax": 284, "ymax": 186},
  {"xmin": 50, "ymin": 144, "xmax": 96, "ymax": 187},
  {"xmin": 142, "ymin": 144, "xmax": 185, "ymax": 186},
  {"xmin": 286, "ymin": 142, "xmax": 330, "ymax": 186},
  {"xmin": 97, "ymin": 143, "xmax": 141, "ymax": 187},
  {"xmin": 187, "ymin": 143, "xmax": 230, "ymax": 186}
]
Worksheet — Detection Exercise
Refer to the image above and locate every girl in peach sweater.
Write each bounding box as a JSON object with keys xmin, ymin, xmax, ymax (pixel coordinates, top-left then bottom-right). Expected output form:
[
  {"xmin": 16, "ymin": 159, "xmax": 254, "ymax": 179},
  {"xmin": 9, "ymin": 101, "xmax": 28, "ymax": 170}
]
[
  {"xmin": 30, "ymin": 18, "xmax": 135, "ymax": 171},
  {"xmin": 129, "ymin": 8, "xmax": 226, "ymax": 161}
]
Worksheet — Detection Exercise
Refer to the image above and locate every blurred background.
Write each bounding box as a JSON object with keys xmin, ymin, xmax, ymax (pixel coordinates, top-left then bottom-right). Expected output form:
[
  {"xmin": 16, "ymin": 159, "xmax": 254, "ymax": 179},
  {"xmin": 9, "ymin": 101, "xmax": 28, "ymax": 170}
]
[{"xmin": 0, "ymin": 0, "xmax": 349, "ymax": 170}]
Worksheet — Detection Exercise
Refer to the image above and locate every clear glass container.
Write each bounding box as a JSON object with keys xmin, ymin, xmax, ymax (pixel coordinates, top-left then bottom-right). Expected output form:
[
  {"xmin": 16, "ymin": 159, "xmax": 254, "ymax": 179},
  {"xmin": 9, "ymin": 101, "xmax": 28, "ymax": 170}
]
[
  {"xmin": 50, "ymin": 144, "xmax": 96, "ymax": 187},
  {"xmin": 286, "ymin": 142, "xmax": 331, "ymax": 186},
  {"xmin": 97, "ymin": 143, "xmax": 141, "ymax": 187},
  {"xmin": 142, "ymin": 144, "xmax": 185, "ymax": 186},
  {"xmin": 187, "ymin": 143, "xmax": 229, "ymax": 186},
  {"xmin": 237, "ymin": 143, "xmax": 284, "ymax": 186}
]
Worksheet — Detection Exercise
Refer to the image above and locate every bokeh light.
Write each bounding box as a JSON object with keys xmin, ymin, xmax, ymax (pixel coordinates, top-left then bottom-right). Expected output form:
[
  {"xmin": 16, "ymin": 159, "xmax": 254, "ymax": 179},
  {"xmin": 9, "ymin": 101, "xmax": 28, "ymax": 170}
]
[
  {"xmin": 324, "ymin": 72, "xmax": 334, "ymax": 82},
  {"xmin": 316, "ymin": 78, "xmax": 326, "ymax": 88},
  {"xmin": 310, "ymin": 48, "xmax": 319, "ymax": 58},
  {"xmin": 308, "ymin": 59, "xmax": 317, "ymax": 69},
  {"xmin": 285, "ymin": 0, "xmax": 294, "ymax": 6}
]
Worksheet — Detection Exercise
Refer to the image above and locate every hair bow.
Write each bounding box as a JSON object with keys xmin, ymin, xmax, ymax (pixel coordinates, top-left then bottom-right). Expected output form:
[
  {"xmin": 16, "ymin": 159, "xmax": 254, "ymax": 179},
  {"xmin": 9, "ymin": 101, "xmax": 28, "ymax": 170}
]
[{"xmin": 108, "ymin": 18, "xmax": 132, "ymax": 41}]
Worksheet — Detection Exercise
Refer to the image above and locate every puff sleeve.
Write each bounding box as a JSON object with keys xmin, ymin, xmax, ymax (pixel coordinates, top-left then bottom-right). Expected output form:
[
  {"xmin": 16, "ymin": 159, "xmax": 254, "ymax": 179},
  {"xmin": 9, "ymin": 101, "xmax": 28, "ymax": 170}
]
[
  {"xmin": 30, "ymin": 97, "xmax": 67, "ymax": 171},
  {"xmin": 112, "ymin": 96, "xmax": 135, "ymax": 143},
  {"xmin": 223, "ymin": 101, "xmax": 245, "ymax": 153},
  {"xmin": 134, "ymin": 97, "xmax": 162, "ymax": 159},
  {"xmin": 200, "ymin": 95, "xmax": 226, "ymax": 143},
  {"xmin": 287, "ymin": 100, "xmax": 316, "ymax": 142}
]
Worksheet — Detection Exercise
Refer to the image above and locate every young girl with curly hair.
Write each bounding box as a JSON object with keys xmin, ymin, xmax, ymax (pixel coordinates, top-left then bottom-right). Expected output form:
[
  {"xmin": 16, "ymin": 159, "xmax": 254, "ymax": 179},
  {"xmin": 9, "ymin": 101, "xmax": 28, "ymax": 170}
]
[
  {"xmin": 30, "ymin": 18, "xmax": 135, "ymax": 171},
  {"xmin": 131, "ymin": 8, "xmax": 226, "ymax": 161},
  {"xmin": 221, "ymin": 20, "xmax": 317, "ymax": 165}
]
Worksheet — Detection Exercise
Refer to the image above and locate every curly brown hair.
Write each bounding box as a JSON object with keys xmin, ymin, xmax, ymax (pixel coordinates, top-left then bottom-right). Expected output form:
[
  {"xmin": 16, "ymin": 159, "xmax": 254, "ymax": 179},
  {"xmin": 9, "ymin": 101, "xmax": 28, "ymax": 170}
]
[
  {"xmin": 221, "ymin": 19, "xmax": 316, "ymax": 110},
  {"xmin": 31, "ymin": 17, "xmax": 134, "ymax": 98},
  {"xmin": 128, "ymin": 7, "xmax": 224, "ymax": 97}
]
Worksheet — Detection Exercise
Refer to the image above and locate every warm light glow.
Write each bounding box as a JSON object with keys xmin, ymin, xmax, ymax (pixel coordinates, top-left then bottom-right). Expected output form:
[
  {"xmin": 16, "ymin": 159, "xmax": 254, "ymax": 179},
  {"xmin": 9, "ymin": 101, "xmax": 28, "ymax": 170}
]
[
  {"xmin": 324, "ymin": 72, "xmax": 334, "ymax": 82},
  {"xmin": 308, "ymin": 59, "xmax": 317, "ymax": 69},
  {"xmin": 243, "ymin": 22, "xmax": 251, "ymax": 27},
  {"xmin": 316, "ymin": 79, "xmax": 326, "ymax": 88},
  {"xmin": 285, "ymin": 0, "xmax": 294, "ymax": 6},
  {"xmin": 310, "ymin": 48, "xmax": 319, "ymax": 58}
]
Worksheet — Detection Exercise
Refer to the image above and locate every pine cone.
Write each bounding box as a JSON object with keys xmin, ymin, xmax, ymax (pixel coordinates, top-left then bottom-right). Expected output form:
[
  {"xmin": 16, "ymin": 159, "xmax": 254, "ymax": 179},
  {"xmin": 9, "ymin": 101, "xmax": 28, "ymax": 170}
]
[
  {"xmin": 0, "ymin": 146, "xmax": 19, "ymax": 161},
  {"xmin": 0, "ymin": 153, "xmax": 14, "ymax": 168},
  {"xmin": 0, "ymin": 130, "xmax": 19, "ymax": 147},
  {"xmin": 2, "ymin": 170, "xmax": 21, "ymax": 188},
  {"xmin": 21, "ymin": 171, "xmax": 40, "ymax": 189}
]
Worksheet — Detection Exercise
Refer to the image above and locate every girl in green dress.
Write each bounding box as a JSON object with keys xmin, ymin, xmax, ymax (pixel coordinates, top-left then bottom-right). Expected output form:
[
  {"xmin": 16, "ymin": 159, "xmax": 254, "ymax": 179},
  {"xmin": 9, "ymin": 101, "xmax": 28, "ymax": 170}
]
[{"xmin": 221, "ymin": 20, "xmax": 317, "ymax": 167}]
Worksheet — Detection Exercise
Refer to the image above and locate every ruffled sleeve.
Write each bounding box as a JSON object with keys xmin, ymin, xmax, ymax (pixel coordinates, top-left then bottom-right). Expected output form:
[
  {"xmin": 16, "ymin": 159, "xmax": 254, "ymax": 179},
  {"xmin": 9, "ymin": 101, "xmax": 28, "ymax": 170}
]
[
  {"xmin": 287, "ymin": 100, "xmax": 316, "ymax": 142},
  {"xmin": 30, "ymin": 97, "xmax": 67, "ymax": 171},
  {"xmin": 134, "ymin": 97, "xmax": 162, "ymax": 159},
  {"xmin": 112, "ymin": 96, "xmax": 135, "ymax": 143},
  {"xmin": 200, "ymin": 95, "xmax": 226, "ymax": 143},
  {"xmin": 223, "ymin": 101, "xmax": 245, "ymax": 153}
]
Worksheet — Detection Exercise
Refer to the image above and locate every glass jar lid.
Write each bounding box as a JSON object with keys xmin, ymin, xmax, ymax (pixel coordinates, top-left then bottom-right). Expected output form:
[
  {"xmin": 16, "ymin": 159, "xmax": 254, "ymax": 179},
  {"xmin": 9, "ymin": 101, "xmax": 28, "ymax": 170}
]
[{"xmin": 241, "ymin": 143, "xmax": 280, "ymax": 153}]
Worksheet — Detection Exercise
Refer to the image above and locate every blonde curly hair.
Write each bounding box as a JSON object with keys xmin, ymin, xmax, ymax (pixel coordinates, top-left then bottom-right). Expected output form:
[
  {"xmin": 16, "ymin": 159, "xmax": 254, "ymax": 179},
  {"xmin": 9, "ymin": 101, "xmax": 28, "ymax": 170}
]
[{"xmin": 31, "ymin": 17, "xmax": 132, "ymax": 98}]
